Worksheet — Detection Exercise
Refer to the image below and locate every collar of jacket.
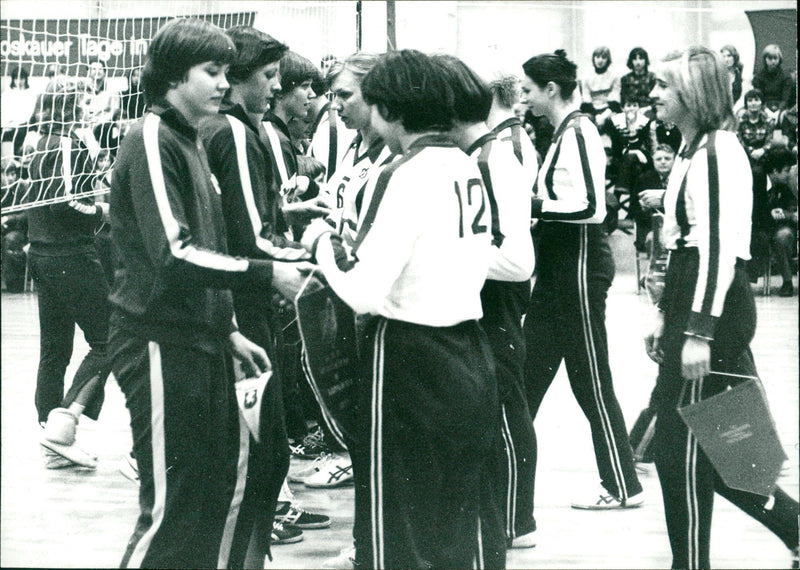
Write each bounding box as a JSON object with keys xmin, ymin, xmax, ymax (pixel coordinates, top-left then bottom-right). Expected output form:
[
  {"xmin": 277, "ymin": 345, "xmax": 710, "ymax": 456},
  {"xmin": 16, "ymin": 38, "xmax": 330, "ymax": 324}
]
[{"xmin": 150, "ymin": 100, "xmax": 198, "ymax": 139}]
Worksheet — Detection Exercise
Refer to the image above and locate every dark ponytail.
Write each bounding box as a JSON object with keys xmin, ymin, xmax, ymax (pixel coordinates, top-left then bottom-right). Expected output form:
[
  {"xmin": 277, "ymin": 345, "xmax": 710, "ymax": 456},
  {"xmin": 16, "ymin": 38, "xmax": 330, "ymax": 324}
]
[{"xmin": 521, "ymin": 50, "xmax": 578, "ymax": 99}]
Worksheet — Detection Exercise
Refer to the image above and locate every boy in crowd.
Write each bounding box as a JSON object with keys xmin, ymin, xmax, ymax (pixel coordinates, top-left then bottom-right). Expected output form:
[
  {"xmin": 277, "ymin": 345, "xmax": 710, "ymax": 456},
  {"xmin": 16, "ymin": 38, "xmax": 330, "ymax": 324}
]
[{"xmin": 108, "ymin": 18, "xmax": 306, "ymax": 567}]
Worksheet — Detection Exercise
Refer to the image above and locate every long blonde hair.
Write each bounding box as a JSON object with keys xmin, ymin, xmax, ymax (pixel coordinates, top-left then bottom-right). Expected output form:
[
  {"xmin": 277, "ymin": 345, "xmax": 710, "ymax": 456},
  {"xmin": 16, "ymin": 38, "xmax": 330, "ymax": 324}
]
[{"xmin": 660, "ymin": 46, "xmax": 735, "ymax": 133}]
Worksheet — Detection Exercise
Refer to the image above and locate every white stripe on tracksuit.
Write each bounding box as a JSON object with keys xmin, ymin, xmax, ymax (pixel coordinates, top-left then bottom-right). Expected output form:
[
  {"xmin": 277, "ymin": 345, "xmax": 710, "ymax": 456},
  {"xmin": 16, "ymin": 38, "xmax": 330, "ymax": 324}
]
[
  {"xmin": 142, "ymin": 114, "xmax": 249, "ymax": 274},
  {"xmin": 59, "ymin": 136, "xmax": 96, "ymax": 216},
  {"xmin": 370, "ymin": 319, "xmax": 387, "ymax": 569},
  {"xmin": 577, "ymin": 226, "xmax": 628, "ymax": 499},
  {"xmin": 685, "ymin": 377, "xmax": 702, "ymax": 569},
  {"xmin": 225, "ymin": 115, "xmax": 309, "ymax": 261},
  {"xmin": 126, "ymin": 342, "xmax": 168, "ymax": 568},
  {"xmin": 500, "ymin": 404, "xmax": 517, "ymax": 539},
  {"xmin": 217, "ymin": 412, "xmax": 251, "ymax": 568}
]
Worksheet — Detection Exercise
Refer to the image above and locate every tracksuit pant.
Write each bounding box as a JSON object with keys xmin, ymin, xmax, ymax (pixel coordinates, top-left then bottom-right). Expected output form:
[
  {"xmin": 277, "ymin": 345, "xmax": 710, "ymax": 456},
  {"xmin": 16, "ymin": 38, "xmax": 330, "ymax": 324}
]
[
  {"xmin": 523, "ymin": 223, "xmax": 642, "ymax": 503},
  {"xmin": 109, "ymin": 327, "xmax": 259, "ymax": 569},
  {"xmin": 351, "ymin": 317, "xmax": 499, "ymax": 569},
  {"xmin": 653, "ymin": 248, "xmax": 799, "ymax": 569},
  {"xmin": 480, "ymin": 279, "xmax": 536, "ymax": 552},
  {"xmin": 29, "ymin": 249, "xmax": 111, "ymax": 424}
]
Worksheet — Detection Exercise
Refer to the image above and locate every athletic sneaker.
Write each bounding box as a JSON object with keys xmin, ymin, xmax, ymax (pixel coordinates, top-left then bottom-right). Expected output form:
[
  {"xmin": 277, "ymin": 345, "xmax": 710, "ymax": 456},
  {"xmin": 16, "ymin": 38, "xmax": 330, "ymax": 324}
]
[
  {"xmin": 288, "ymin": 452, "xmax": 332, "ymax": 483},
  {"xmin": 119, "ymin": 452, "xmax": 139, "ymax": 483},
  {"xmin": 510, "ymin": 529, "xmax": 537, "ymax": 549},
  {"xmin": 290, "ymin": 426, "xmax": 330, "ymax": 460},
  {"xmin": 271, "ymin": 521, "xmax": 304, "ymax": 545},
  {"xmin": 41, "ymin": 446, "xmax": 79, "ymax": 469},
  {"xmin": 571, "ymin": 487, "xmax": 644, "ymax": 510},
  {"xmin": 321, "ymin": 546, "xmax": 357, "ymax": 569},
  {"xmin": 304, "ymin": 460, "xmax": 354, "ymax": 488},
  {"xmin": 275, "ymin": 503, "xmax": 331, "ymax": 529}
]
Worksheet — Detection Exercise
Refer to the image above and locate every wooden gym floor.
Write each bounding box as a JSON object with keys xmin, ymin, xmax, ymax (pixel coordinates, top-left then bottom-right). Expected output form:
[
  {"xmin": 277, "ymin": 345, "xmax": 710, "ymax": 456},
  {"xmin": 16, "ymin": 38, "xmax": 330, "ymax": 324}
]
[{"xmin": 2, "ymin": 234, "xmax": 797, "ymax": 569}]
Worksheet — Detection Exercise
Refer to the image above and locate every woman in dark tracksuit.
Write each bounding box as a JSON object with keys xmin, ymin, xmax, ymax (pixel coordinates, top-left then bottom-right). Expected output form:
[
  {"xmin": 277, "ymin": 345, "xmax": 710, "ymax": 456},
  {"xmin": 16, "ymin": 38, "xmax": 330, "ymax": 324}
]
[
  {"xmin": 27, "ymin": 80, "xmax": 112, "ymax": 468},
  {"xmin": 519, "ymin": 51, "xmax": 643, "ymax": 513},
  {"xmin": 646, "ymin": 46, "xmax": 798, "ymax": 569}
]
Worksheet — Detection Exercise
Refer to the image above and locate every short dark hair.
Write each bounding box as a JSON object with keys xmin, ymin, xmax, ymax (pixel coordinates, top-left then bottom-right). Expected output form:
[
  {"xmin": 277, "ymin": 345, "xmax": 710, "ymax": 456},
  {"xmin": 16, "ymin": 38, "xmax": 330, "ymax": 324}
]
[
  {"xmin": 521, "ymin": 49, "xmax": 578, "ymax": 99},
  {"xmin": 141, "ymin": 18, "xmax": 235, "ymax": 104},
  {"xmin": 432, "ymin": 54, "xmax": 492, "ymax": 123},
  {"xmin": 361, "ymin": 49, "xmax": 455, "ymax": 133},
  {"xmin": 627, "ymin": 47, "xmax": 650, "ymax": 70},
  {"xmin": 8, "ymin": 65, "xmax": 30, "ymax": 89},
  {"xmin": 225, "ymin": 26, "xmax": 288, "ymax": 83},
  {"xmin": 278, "ymin": 51, "xmax": 320, "ymax": 95},
  {"xmin": 39, "ymin": 78, "xmax": 89, "ymax": 127},
  {"xmin": 743, "ymin": 88, "xmax": 764, "ymax": 105},
  {"xmin": 763, "ymin": 146, "xmax": 797, "ymax": 174}
]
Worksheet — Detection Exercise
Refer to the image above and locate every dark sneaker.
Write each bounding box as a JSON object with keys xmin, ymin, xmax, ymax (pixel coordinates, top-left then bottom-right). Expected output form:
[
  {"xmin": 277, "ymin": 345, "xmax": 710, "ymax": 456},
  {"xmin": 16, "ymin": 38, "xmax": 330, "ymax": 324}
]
[
  {"xmin": 271, "ymin": 521, "xmax": 304, "ymax": 545},
  {"xmin": 275, "ymin": 503, "xmax": 331, "ymax": 529},
  {"xmin": 778, "ymin": 282, "xmax": 795, "ymax": 297},
  {"xmin": 571, "ymin": 487, "xmax": 644, "ymax": 510},
  {"xmin": 290, "ymin": 426, "xmax": 330, "ymax": 459}
]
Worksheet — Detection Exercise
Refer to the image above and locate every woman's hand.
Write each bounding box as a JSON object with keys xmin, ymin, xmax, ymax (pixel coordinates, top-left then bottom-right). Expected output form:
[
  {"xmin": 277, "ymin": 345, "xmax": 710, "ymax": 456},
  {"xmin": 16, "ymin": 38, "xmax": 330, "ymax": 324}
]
[
  {"xmin": 644, "ymin": 311, "xmax": 665, "ymax": 364},
  {"xmin": 681, "ymin": 336, "xmax": 711, "ymax": 381},
  {"xmin": 228, "ymin": 331, "xmax": 270, "ymax": 378}
]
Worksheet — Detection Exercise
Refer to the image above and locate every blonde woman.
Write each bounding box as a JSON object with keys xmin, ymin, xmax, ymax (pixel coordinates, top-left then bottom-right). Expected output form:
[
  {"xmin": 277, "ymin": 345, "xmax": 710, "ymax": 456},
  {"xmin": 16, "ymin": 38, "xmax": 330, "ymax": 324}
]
[{"xmin": 646, "ymin": 46, "xmax": 798, "ymax": 569}]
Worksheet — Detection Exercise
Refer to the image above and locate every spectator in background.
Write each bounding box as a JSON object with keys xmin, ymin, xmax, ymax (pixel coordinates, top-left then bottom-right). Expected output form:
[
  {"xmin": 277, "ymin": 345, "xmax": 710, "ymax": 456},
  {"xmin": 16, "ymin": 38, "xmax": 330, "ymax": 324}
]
[
  {"xmin": 737, "ymin": 89, "xmax": 774, "ymax": 174},
  {"xmin": 751, "ymin": 147, "xmax": 798, "ymax": 296},
  {"xmin": 82, "ymin": 60, "xmax": 121, "ymax": 156},
  {"xmin": 1, "ymin": 157, "xmax": 28, "ymax": 293},
  {"xmin": 720, "ymin": 44, "xmax": 745, "ymax": 108},
  {"xmin": 775, "ymin": 101, "xmax": 797, "ymax": 152},
  {"xmin": 119, "ymin": 67, "xmax": 146, "ymax": 122},
  {"xmin": 632, "ymin": 144, "xmax": 676, "ymax": 253},
  {"xmin": 620, "ymin": 47, "xmax": 656, "ymax": 109},
  {"xmin": 2, "ymin": 65, "xmax": 39, "ymax": 160},
  {"xmin": 580, "ymin": 46, "xmax": 621, "ymax": 131},
  {"xmin": 606, "ymin": 96, "xmax": 652, "ymax": 232},
  {"xmin": 752, "ymin": 44, "xmax": 795, "ymax": 121}
]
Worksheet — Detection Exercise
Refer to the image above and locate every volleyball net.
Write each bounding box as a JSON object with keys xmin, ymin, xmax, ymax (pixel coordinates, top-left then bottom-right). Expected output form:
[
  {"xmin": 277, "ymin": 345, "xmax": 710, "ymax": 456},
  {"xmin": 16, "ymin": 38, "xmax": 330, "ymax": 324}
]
[{"xmin": 1, "ymin": 1, "xmax": 357, "ymax": 214}]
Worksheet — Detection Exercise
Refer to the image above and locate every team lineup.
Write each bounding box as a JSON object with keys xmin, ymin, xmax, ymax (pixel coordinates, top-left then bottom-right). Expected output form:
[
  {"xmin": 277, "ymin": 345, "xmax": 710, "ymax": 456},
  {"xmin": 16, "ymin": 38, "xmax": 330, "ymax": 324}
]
[{"xmin": 14, "ymin": 14, "xmax": 799, "ymax": 570}]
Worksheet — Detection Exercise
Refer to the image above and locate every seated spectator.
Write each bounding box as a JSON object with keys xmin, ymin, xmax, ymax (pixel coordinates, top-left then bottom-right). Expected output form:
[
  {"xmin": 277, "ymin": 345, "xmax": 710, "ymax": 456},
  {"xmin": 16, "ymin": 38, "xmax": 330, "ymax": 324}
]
[
  {"xmin": 620, "ymin": 47, "xmax": 656, "ymax": 110},
  {"xmin": 119, "ymin": 67, "xmax": 146, "ymax": 122},
  {"xmin": 1, "ymin": 65, "xmax": 39, "ymax": 160},
  {"xmin": 580, "ymin": 46, "xmax": 621, "ymax": 130},
  {"xmin": 1, "ymin": 157, "xmax": 29, "ymax": 292},
  {"xmin": 83, "ymin": 60, "xmax": 121, "ymax": 155},
  {"xmin": 720, "ymin": 44, "xmax": 745, "ymax": 108},
  {"xmin": 774, "ymin": 101, "xmax": 797, "ymax": 153},
  {"xmin": 737, "ymin": 89, "xmax": 774, "ymax": 178},
  {"xmin": 752, "ymin": 44, "xmax": 794, "ymax": 121},
  {"xmin": 751, "ymin": 147, "xmax": 798, "ymax": 296},
  {"xmin": 632, "ymin": 144, "xmax": 675, "ymax": 252},
  {"xmin": 646, "ymin": 115, "xmax": 681, "ymax": 156},
  {"xmin": 605, "ymin": 96, "xmax": 651, "ymax": 213}
]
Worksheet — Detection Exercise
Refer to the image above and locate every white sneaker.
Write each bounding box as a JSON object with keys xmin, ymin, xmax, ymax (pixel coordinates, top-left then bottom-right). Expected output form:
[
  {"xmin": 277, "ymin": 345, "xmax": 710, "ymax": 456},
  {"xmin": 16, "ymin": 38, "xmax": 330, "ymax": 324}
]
[
  {"xmin": 321, "ymin": 546, "xmax": 356, "ymax": 569},
  {"xmin": 304, "ymin": 460, "xmax": 354, "ymax": 488},
  {"xmin": 40, "ymin": 440, "xmax": 98, "ymax": 469},
  {"xmin": 288, "ymin": 452, "xmax": 332, "ymax": 483},
  {"xmin": 510, "ymin": 529, "xmax": 537, "ymax": 548},
  {"xmin": 571, "ymin": 487, "xmax": 644, "ymax": 510}
]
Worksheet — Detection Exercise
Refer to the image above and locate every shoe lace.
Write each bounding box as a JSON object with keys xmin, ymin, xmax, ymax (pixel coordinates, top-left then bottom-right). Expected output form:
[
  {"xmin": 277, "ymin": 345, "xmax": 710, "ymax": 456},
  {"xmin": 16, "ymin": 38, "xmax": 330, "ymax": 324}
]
[{"xmin": 302, "ymin": 427, "xmax": 325, "ymax": 446}]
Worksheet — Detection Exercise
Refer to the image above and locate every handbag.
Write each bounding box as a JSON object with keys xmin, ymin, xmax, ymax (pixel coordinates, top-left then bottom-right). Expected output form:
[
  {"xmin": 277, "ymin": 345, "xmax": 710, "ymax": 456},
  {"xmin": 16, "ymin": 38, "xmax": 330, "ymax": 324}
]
[{"xmin": 677, "ymin": 371, "xmax": 787, "ymax": 497}]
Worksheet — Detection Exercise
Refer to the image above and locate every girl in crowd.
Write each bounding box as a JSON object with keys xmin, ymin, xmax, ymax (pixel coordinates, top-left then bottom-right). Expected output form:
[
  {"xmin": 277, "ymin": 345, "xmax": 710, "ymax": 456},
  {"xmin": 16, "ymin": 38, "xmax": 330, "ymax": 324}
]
[
  {"xmin": 719, "ymin": 44, "xmax": 744, "ymax": 108},
  {"xmin": 580, "ymin": 46, "xmax": 621, "ymax": 131},
  {"xmin": 646, "ymin": 46, "xmax": 799, "ymax": 569},
  {"xmin": 752, "ymin": 44, "xmax": 795, "ymax": 121}
]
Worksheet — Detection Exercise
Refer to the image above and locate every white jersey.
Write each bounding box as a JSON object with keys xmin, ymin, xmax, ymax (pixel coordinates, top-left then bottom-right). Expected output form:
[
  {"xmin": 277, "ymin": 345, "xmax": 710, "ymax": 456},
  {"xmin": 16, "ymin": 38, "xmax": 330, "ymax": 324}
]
[
  {"xmin": 308, "ymin": 103, "xmax": 357, "ymax": 181},
  {"xmin": 468, "ymin": 132, "xmax": 535, "ymax": 282},
  {"xmin": 319, "ymin": 134, "xmax": 395, "ymax": 247},
  {"xmin": 491, "ymin": 116, "xmax": 539, "ymax": 197},
  {"xmin": 531, "ymin": 111, "xmax": 607, "ymax": 224},
  {"xmin": 316, "ymin": 134, "xmax": 492, "ymax": 326}
]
